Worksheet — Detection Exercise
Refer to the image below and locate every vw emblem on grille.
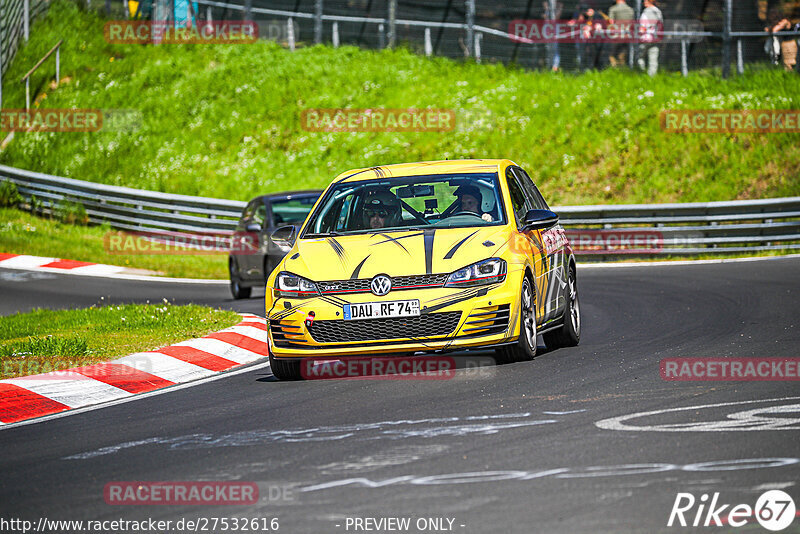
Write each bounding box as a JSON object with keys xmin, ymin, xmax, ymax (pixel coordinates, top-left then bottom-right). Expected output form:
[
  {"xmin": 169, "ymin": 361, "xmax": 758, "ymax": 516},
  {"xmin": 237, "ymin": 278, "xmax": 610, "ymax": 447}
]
[{"xmin": 370, "ymin": 275, "xmax": 392, "ymax": 296}]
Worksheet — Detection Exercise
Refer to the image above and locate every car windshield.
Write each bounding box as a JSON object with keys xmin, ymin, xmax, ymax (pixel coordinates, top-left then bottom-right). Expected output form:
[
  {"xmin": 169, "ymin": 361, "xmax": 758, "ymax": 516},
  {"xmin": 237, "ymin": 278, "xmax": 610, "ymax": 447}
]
[
  {"xmin": 303, "ymin": 173, "xmax": 506, "ymax": 236},
  {"xmin": 271, "ymin": 196, "xmax": 318, "ymax": 226}
]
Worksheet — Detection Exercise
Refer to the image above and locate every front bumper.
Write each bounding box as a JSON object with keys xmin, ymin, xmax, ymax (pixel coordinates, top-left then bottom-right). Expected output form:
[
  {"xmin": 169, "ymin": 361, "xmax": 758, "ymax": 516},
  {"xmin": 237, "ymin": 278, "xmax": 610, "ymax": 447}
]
[{"xmin": 266, "ymin": 280, "xmax": 521, "ymax": 359}]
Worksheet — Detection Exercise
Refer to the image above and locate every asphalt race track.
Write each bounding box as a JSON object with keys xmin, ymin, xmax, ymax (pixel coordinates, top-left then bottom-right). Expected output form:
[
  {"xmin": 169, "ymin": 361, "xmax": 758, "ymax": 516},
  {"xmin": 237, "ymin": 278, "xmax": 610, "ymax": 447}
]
[{"xmin": 1, "ymin": 256, "xmax": 798, "ymax": 533}]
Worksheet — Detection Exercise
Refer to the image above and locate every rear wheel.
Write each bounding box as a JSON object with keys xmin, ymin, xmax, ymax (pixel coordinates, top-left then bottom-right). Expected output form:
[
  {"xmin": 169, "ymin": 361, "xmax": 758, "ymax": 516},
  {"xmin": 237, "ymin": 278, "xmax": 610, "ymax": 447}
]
[
  {"xmin": 269, "ymin": 353, "xmax": 302, "ymax": 380},
  {"xmin": 496, "ymin": 277, "xmax": 537, "ymax": 364},
  {"xmin": 229, "ymin": 259, "xmax": 252, "ymax": 299},
  {"xmin": 543, "ymin": 266, "xmax": 581, "ymax": 349}
]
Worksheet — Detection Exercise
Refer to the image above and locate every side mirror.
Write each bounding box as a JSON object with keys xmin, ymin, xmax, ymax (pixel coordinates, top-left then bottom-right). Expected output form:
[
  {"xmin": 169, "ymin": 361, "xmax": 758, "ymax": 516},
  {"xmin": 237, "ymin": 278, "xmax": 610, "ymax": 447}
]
[
  {"xmin": 271, "ymin": 225, "xmax": 296, "ymax": 248},
  {"xmin": 245, "ymin": 223, "xmax": 262, "ymax": 232},
  {"xmin": 523, "ymin": 209, "xmax": 559, "ymax": 230}
]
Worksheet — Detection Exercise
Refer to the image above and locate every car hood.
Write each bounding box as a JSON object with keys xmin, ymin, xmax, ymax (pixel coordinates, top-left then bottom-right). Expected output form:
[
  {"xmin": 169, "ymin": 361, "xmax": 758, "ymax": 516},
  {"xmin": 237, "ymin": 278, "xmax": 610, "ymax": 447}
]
[{"xmin": 282, "ymin": 226, "xmax": 511, "ymax": 281}]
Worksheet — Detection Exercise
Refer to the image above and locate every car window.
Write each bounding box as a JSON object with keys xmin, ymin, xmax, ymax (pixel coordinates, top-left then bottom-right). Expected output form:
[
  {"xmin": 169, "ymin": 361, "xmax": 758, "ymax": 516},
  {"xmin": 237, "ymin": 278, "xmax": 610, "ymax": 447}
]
[
  {"xmin": 241, "ymin": 201, "xmax": 257, "ymax": 221},
  {"xmin": 253, "ymin": 203, "xmax": 267, "ymax": 227},
  {"xmin": 303, "ymin": 173, "xmax": 506, "ymax": 236},
  {"xmin": 270, "ymin": 197, "xmax": 317, "ymax": 226},
  {"xmin": 515, "ymin": 167, "xmax": 550, "ymax": 210},
  {"xmin": 505, "ymin": 169, "xmax": 530, "ymax": 228}
]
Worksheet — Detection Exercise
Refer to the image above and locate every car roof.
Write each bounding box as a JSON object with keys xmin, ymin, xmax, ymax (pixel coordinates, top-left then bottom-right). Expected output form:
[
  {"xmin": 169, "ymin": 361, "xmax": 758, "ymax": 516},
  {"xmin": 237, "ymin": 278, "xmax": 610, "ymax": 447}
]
[
  {"xmin": 252, "ymin": 190, "xmax": 323, "ymax": 203},
  {"xmin": 332, "ymin": 159, "xmax": 516, "ymax": 184}
]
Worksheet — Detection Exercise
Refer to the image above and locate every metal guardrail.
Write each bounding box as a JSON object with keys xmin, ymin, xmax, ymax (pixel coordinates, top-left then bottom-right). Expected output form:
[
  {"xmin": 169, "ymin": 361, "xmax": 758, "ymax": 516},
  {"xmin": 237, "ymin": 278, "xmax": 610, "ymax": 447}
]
[{"xmin": 1, "ymin": 164, "xmax": 799, "ymax": 257}]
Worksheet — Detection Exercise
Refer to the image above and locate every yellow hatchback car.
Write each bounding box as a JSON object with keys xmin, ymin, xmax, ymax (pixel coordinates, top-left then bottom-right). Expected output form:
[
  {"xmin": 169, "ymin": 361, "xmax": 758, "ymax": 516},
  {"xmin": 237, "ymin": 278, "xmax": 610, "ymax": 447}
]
[{"xmin": 265, "ymin": 159, "xmax": 580, "ymax": 379}]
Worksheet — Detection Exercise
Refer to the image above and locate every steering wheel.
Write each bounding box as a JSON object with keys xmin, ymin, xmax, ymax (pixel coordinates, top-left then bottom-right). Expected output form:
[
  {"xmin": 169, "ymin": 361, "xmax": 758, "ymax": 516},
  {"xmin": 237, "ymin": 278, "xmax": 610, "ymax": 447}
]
[{"xmin": 447, "ymin": 210, "xmax": 483, "ymax": 218}]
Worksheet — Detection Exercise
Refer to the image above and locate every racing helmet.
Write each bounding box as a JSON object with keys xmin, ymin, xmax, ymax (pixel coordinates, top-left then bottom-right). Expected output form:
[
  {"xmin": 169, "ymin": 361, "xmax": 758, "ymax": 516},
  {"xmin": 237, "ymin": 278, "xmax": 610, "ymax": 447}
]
[{"xmin": 362, "ymin": 189, "xmax": 402, "ymax": 228}]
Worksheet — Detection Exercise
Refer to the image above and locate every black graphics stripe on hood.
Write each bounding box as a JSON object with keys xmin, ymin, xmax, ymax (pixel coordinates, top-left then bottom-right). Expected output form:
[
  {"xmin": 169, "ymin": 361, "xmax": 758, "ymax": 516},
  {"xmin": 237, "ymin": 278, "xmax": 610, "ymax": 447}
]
[
  {"xmin": 443, "ymin": 230, "xmax": 478, "ymax": 260},
  {"xmin": 350, "ymin": 255, "xmax": 370, "ymax": 279},
  {"xmin": 371, "ymin": 232, "xmax": 423, "ymax": 254},
  {"xmin": 326, "ymin": 237, "xmax": 348, "ymax": 265},
  {"xmin": 423, "ymin": 229, "xmax": 436, "ymax": 274}
]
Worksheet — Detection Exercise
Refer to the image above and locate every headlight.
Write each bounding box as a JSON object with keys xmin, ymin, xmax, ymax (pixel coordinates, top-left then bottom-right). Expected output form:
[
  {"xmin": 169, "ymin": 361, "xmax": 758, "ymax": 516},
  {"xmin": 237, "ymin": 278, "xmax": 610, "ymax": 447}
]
[
  {"xmin": 445, "ymin": 258, "xmax": 507, "ymax": 288},
  {"xmin": 274, "ymin": 271, "xmax": 319, "ymax": 298}
]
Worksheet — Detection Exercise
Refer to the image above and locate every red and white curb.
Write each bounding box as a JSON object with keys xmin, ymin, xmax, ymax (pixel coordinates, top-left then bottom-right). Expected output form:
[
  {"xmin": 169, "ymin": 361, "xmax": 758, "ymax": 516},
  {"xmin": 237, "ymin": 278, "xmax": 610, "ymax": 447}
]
[
  {"xmin": 0, "ymin": 253, "xmax": 131, "ymax": 275},
  {"xmin": 0, "ymin": 313, "xmax": 268, "ymax": 425},
  {"xmin": 0, "ymin": 253, "xmax": 227, "ymax": 283}
]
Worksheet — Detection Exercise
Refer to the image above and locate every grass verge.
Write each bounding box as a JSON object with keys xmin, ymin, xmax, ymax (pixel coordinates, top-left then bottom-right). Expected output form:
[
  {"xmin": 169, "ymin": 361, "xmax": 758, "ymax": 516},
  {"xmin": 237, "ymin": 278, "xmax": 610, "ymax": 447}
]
[
  {"xmin": 0, "ymin": 1, "xmax": 798, "ymax": 206},
  {"xmin": 0, "ymin": 207, "xmax": 228, "ymax": 279},
  {"xmin": 0, "ymin": 303, "xmax": 241, "ymax": 379}
]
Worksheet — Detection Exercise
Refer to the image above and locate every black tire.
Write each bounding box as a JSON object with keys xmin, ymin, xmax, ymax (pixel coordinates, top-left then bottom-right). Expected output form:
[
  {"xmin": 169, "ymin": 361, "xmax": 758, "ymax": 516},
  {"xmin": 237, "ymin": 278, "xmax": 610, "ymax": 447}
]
[
  {"xmin": 269, "ymin": 353, "xmax": 302, "ymax": 380},
  {"xmin": 229, "ymin": 259, "xmax": 252, "ymax": 299},
  {"xmin": 543, "ymin": 265, "xmax": 581, "ymax": 349},
  {"xmin": 496, "ymin": 276, "xmax": 537, "ymax": 364}
]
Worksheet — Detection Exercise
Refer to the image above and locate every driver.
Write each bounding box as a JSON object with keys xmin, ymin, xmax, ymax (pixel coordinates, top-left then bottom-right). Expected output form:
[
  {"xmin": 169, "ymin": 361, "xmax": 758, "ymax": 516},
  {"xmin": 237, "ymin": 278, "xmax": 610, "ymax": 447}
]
[
  {"xmin": 455, "ymin": 184, "xmax": 493, "ymax": 221},
  {"xmin": 362, "ymin": 189, "xmax": 402, "ymax": 229}
]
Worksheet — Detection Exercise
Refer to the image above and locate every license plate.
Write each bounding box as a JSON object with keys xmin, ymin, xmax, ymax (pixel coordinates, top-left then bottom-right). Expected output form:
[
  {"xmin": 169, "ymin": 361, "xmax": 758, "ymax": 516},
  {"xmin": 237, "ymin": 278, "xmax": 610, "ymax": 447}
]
[{"xmin": 343, "ymin": 300, "xmax": 421, "ymax": 321}]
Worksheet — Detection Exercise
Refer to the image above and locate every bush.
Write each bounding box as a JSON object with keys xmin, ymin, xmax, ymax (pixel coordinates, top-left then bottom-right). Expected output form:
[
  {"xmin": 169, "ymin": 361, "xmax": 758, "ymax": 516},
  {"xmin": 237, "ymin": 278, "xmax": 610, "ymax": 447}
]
[
  {"xmin": 0, "ymin": 180, "xmax": 22, "ymax": 207},
  {"xmin": 55, "ymin": 199, "xmax": 89, "ymax": 225}
]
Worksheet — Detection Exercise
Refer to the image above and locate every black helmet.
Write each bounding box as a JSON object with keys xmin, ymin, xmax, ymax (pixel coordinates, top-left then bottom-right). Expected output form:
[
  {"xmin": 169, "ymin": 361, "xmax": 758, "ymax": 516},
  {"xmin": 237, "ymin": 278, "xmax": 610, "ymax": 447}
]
[{"xmin": 362, "ymin": 189, "xmax": 401, "ymax": 228}]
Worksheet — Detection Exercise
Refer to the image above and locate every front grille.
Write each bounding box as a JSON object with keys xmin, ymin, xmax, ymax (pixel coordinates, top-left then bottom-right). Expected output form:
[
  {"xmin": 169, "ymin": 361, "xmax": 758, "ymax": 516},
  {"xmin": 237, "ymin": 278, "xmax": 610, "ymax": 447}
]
[
  {"xmin": 308, "ymin": 311, "xmax": 462, "ymax": 343},
  {"xmin": 318, "ymin": 274, "xmax": 448, "ymax": 295}
]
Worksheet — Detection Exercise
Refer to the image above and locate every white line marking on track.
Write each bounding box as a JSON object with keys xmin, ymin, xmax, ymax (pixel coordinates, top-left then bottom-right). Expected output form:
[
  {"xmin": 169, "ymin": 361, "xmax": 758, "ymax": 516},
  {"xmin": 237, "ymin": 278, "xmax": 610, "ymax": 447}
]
[
  {"xmin": 0, "ymin": 361, "xmax": 271, "ymax": 431},
  {"xmin": 595, "ymin": 396, "xmax": 800, "ymax": 432},
  {"xmin": 579, "ymin": 253, "xmax": 800, "ymax": 269}
]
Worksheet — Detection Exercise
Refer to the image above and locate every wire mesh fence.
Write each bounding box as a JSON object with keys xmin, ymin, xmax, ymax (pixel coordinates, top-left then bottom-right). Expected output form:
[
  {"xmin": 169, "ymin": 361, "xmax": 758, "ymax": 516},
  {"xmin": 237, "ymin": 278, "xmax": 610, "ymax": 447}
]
[{"xmin": 2, "ymin": 0, "xmax": 800, "ymax": 81}]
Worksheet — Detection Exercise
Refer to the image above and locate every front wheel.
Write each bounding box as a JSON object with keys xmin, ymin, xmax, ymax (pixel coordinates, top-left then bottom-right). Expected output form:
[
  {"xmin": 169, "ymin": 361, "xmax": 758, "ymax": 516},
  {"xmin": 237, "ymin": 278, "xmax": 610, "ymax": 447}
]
[
  {"xmin": 543, "ymin": 266, "xmax": 581, "ymax": 349},
  {"xmin": 229, "ymin": 259, "xmax": 252, "ymax": 299},
  {"xmin": 269, "ymin": 353, "xmax": 302, "ymax": 380},
  {"xmin": 496, "ymin": 277, "xmax": 537, "ymax": 364}
]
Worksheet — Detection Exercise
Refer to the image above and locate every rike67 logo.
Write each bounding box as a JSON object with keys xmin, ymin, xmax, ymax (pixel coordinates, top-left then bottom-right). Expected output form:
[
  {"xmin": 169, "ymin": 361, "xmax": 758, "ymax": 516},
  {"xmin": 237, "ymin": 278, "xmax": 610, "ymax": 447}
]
[{"xmin": 668, "ymin": 490, "xmax": 796, "ymax": 531}]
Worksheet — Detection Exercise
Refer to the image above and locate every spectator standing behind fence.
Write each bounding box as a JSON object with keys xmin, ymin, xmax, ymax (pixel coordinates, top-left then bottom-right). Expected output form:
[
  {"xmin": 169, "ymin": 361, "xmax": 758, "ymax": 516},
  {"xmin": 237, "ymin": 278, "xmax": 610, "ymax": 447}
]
[
  {"xmin": 608, "ymin": 0, "xmax": 634, "ymax": 67},
  {"xmin": 638, "ymin": 0, "xmax": 663, "ymax": 76},
  {"xmin": 543, "ymin": 1, "xmax": 564, "ymax": 71},
  {"xmin": 572, "ymin": 4, "xmax": 604, "ymax": 70},
  {"xmin": 765, "ymin": 9, "xmax": 797, "ymax": 72}
]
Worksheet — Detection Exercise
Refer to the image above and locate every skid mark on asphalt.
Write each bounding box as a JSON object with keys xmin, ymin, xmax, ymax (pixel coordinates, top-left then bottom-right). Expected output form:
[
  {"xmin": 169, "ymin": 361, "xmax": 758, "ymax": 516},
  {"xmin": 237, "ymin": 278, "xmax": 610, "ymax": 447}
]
[
  {"xmin": 63, "ymin": 413, "xmax": 557, "ymax": 460},
  {"xmin": 596, "ymin": 396, "xmax": 800, "ymax": 432}
]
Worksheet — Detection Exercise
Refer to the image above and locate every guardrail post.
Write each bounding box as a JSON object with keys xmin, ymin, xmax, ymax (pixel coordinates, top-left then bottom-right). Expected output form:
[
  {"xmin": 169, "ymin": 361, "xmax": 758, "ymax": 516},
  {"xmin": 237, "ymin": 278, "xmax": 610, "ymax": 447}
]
[
  {"xmin": 378, "ymin": 23, "xmax": 385, "ymax": 49},
  {"xmin": 424, "ymin": 27, "xmax": 432, "ymax": 56},
  {"xmin": 474, "ymin": 32, "xmax": 482, "ymax": 63},
  {"xmin": 0, "ymin": 0, "xmax": 4, "ymax": 111},
  {"xmin": 332, "ymin": 22, "xmax": 339, "ymax": 47},
  {"xmin": 721, "ymin": 0, "xmax": 731, "ymax": 79},
  {"xmin": 56, "ymin": 46, "xmax": 60, "ymax": 86},
  {"xmin": 681, "ymin": 40, "xmax": 688, "ymax": 76},
  {"xmin": 387, "ymin": 0, "xmax": 397, "ymax": 48},
  {"xmin": 736, "ymin": 39, "xmax": 744, "ymax": 75},
  {"xmin": 465, "ymin": 0, "xmax": 475, "ymax": 56},
  {"xmin": 314, "ymin": 0, "xmax": 323, "ymax": 44},
  {"xmin": 288, "ymin": 18, "xmax": 295, "ymax": 51},
  {"xmin": 25, "ymin": 79, "xmax": 30, "ymax": 111},
  {"xmin": 244, "ymin": 0, "xmax": 251, "ymax": 21},
  {"xmin": 23, "ymin": 0, "xmax": 30, "ymax": 41}
]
